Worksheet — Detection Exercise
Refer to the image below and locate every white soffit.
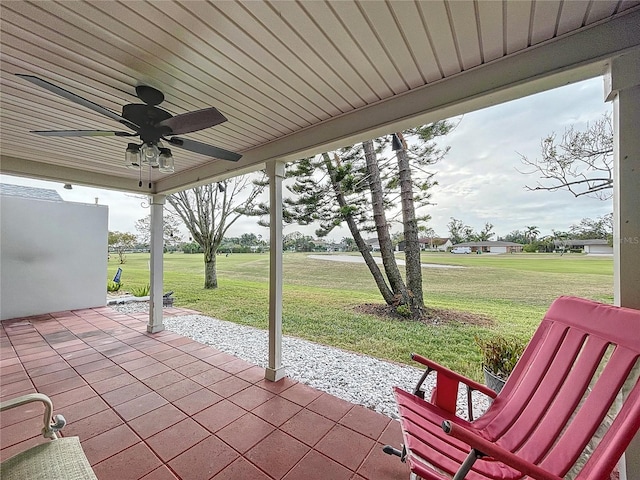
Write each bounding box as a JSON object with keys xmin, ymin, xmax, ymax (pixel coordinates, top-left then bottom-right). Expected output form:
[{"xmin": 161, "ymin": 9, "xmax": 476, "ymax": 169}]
[{"xmin": 0, "ymin": 0, "xmax": 639, "ymax": 194}]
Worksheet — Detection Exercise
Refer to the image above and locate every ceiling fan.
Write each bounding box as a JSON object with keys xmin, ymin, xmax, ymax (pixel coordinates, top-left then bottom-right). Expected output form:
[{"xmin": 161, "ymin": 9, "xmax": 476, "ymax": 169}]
[{"xmin": 15, "ymin": 74, "xmax": 242, "ymax": 180}]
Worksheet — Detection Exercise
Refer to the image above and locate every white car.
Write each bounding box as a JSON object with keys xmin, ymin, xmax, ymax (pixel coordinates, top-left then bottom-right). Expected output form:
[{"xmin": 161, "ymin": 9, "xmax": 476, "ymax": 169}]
[{"xmin": 451, "ymin": 246, "xmax": 472, "ymax": 254}]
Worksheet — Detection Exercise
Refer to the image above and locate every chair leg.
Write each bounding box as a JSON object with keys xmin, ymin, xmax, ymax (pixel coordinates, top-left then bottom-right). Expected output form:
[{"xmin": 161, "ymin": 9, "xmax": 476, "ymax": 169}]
[
  {"xmin": 382, "ymin": 445, "xmax": 402, "ymax": 457},
  {"xmin": 453, "ymin": 449, "xmax": 482, "ymax": 480},
  {"xmin": 382, "ymin": 444, "xmax": 407, "ymax": 462}
]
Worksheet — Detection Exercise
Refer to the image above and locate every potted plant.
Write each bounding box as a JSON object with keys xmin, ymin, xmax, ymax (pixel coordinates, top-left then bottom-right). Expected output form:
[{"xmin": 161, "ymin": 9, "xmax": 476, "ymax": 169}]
[{"xmin": 475, "ymin": 334, "xmax": 526, "ymax": 393}]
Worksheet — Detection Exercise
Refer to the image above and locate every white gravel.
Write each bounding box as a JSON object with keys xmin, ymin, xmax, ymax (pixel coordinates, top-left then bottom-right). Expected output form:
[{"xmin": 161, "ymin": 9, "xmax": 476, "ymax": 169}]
[{"xmin": 112, "ymin": 301, "xmax": 490, "ymax": 420}]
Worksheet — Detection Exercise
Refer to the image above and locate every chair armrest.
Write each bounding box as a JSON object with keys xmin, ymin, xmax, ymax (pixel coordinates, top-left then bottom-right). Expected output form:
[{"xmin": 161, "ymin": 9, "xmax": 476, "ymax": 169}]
[
  {"xmin": 411, "ymin": 353, "xmax": 497, "ymax": 399},
  {"xmin": 442, "ymin": 420, "xmax": 562, "ymax": 480},
  {"xmin": 0, "ymin": 393, "xmax": 66, "ymax": 439}
]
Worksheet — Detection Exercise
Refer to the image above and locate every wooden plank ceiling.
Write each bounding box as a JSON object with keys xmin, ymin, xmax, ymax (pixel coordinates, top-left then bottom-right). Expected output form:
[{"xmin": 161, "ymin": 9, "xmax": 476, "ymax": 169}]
[{"xmin": 1, "ymin": 0, "xmax": 639, "ymax": 194}]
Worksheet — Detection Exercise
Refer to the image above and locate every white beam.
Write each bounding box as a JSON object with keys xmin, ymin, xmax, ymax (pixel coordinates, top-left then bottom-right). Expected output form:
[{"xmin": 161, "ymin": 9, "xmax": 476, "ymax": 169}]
[
  {"xmin": 265, "ymin": 160, "xmax": 286, "ymax": 382},
  {"xmin": 605, "ymin": 47, "xmax": 640, "ymax": 480},
  {"xmin": 147, "ymin": 194, "xmax": 165, "ymax": 333}
]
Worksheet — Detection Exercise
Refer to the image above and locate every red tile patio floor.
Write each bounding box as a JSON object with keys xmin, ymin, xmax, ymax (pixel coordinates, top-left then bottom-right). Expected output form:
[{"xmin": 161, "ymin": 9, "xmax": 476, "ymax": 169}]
[{"xmin": 0, "ymin": 306, "xmax": 410, "ymax": 480}]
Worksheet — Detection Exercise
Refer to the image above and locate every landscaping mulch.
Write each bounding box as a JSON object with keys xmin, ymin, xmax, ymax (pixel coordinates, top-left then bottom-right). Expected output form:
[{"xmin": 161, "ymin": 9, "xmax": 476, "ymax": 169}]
[{"xmin": 355, "ymin": 303, "xmax": 495, "ymax": 327}]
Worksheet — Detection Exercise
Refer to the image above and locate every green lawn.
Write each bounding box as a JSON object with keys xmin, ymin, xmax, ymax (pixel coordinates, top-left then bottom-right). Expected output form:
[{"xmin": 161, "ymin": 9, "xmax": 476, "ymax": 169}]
[{"xmin": 109, "ymin": 251, "xmax": 613, "ymax": 380}]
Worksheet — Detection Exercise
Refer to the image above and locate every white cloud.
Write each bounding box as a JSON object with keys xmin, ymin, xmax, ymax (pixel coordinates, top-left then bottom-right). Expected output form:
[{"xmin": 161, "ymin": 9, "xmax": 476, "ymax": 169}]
[{"xmin": 1, "ymin": 76, "xmax": 613, "ymax": 242}]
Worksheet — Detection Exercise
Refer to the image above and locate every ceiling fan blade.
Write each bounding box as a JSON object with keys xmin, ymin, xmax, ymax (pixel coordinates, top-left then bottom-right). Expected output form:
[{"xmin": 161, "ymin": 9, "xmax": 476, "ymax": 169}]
[
  {"xmin": 31, "ymin": 130, "xmax": 135, "ymax": 137},
  {"xmin": 157, "ymin": 107, "xmax": 227, "ymax": 135},
  {"xmin": 16, "ymin": 74, "xmax": 139, "ymax": 131},
  {"xmin": 167, "ymin": 137, "xmax": 242, "ymax": 162}
]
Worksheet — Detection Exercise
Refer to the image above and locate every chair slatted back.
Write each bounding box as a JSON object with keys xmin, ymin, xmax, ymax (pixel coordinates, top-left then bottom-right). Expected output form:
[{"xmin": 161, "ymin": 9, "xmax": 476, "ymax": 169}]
[{"xmin": 473, "ymin": 297, "xmax": 640, "ymax": 478}]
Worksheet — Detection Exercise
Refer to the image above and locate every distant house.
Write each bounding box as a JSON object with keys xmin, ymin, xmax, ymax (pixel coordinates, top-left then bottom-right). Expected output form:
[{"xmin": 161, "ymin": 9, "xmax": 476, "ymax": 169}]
[
  {"xmin": 311, "ymin": 239, "xmax": 342, "ymax": 252},
  {"xmin": 422, "ymin": 237, "xmax": 453, "ymax": 252},
  {"xmin": 555, "ymin": 239, "xmax": 613, "ymax": 254},
  {"xmin": 365, "ymin": 238, "xmax": 381, "ymax": 251},
  {"xmin": 324, "ymin": 242, "xmax": 343, "ymax": 252},
  {"xmin": 397, "ymin": 237, "xmax": 453, "ymax": 252},
  {"xmin": 452, "ymin": 240, "xmax": 524, "ymax": 254}
]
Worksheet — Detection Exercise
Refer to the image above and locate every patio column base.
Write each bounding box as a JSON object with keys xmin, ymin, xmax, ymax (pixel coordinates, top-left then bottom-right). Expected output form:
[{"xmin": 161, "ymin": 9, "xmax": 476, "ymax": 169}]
[
  {"xmin": 264, "ymin": 366, "xmax": 286, "ymax": 382},
  {"xmin": 146, "ymin": 324, "xmax": 165, "ymax": 334}
]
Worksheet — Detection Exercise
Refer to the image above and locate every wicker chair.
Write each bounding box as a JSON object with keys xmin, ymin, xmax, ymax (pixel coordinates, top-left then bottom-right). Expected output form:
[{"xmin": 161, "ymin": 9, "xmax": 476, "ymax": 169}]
[{"xmin": 0, "ymin": 393, "xmax": 97, "ymax": 480}]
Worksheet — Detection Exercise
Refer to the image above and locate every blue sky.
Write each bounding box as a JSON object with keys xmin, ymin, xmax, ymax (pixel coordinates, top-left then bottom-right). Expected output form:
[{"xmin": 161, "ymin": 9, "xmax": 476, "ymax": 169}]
[{"xmin": 1, "ymin": 76, "xmax": 612, "ymax": 242}]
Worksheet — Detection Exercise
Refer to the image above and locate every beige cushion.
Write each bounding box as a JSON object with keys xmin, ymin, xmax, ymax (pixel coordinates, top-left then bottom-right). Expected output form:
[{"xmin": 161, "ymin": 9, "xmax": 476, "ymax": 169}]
[{"xmin": 0, "ymin": 437, "xmax": 97, "ymax": 480}]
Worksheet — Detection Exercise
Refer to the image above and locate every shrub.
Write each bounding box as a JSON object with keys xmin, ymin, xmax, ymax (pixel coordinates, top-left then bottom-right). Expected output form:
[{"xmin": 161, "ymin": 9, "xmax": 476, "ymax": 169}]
[
  {"xmin": 107, "ymin": 280, "xmax": 122, "ymax": 292},
  {"xmin": 130, "ymin": 284, "xmax": 150, "ymax": 297},
  {"xmin": 182, "ymin": 242, "xmax": 202, "ymax": 254},
  {"xmin": 475, "ymin": 334, "xmax": 526, "ymax": 380}
]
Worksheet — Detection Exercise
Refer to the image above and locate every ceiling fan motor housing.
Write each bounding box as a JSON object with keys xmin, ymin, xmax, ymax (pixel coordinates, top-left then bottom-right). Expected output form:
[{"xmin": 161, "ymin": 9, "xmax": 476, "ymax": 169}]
[
  {"xmin": 135, "ymin": 85, "xmax": 164, "ymax": 106},
  {"xmin": 122, "ymin": 104, "xmax": 172, "ymax": 143}
]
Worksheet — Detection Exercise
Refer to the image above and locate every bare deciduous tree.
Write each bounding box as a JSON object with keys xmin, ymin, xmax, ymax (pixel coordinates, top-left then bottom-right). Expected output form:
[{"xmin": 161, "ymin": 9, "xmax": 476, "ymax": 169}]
[
  {"xmin": 135, "ymin": 213, "xmax": 182, "ymax": 249},
  {"xmin": 168, "ymin": 176, "xmax": 265, "ymax": 289},
  {"xmin": 518, "ymin": 114, "xmax": 613, "ymax": 200}
]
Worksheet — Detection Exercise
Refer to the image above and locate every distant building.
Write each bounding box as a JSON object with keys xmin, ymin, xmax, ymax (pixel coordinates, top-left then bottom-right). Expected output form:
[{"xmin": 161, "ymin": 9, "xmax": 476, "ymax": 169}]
[
  {"xmin": 397, "ymin": 237, "xmax": 452, "ymax": 252},
  {"xmin": 421, "ymin": 237, "xmax": 453, "ymax": 252},
  {"xmin": 451, "ymin": 240, "xmax": 523, "ymax": 254},
  {"xmin": 555, "ymin": 239, "xmax": 613, "ymax": 254},
  {"xmin": 310, "ymin": 238, "xmax": 341, "ymax": 252},
  {"xmin": 0, "ymin": 183, "xmax": 63, "ymax": 202},
  {"xmin": 365, "ymin": 238, "xmax": 381, "ymax": 251},
  {"xmin": 324, "ymin": 242, "xmax": 343, "ymax": 252}
]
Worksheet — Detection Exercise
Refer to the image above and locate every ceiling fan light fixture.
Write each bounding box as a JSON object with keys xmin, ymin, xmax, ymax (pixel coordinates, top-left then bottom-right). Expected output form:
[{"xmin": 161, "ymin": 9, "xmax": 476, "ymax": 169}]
[
  {"xmin": 125, "ymin": 143, "xmax": 141, "ymax": 169},
  {"xmin": 141, "ymin": 143, "xmax": 160, "ymax": 166},
  {"xmin": 158, "ymin": 148, "xmax": 174, "ymax": 173}
]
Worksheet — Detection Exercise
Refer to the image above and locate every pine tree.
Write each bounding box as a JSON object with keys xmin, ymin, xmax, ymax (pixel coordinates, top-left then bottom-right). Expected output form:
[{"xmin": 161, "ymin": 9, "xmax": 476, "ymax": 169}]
[{"xmin": 254, "ymin": 120, "xmax": 454, "ymax": 318}]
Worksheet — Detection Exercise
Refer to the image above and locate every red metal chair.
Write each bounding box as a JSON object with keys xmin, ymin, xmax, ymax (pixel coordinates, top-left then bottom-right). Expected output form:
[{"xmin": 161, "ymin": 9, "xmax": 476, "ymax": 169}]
[{"xmin": 385, "ymin": 296, "xmax": 640, "ymax": 480}]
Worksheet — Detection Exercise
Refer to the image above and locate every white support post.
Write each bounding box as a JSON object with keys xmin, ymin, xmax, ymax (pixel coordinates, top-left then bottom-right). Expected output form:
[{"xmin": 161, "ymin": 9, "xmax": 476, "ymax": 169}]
[
  {"xmin": 265, "ymin": 161, "xmax": 286, "ymax": 382},
  {"xmin": 605, "ymin": 47, "xmax": 640, "ymax": 479},
  {"xmin": 606, "ymin": 49, "xmax": 640, "ymax": 310},
  {"xmin": 147, "ymin": 194, "xmax": 166, "ymax": 334}
]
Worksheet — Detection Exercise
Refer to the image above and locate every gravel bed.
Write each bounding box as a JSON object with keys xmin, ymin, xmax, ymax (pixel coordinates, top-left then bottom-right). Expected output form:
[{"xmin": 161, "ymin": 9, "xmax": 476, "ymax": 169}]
[{"xmin": 111, "ymin": 301, "xmax": 490, "ymax": 419}]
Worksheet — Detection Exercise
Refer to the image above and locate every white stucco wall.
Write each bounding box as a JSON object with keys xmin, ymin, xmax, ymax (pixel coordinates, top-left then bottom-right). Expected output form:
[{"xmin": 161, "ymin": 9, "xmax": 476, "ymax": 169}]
[{"xmin": 0, "ymin": 196, "xmax": 108, "ymax": 320}]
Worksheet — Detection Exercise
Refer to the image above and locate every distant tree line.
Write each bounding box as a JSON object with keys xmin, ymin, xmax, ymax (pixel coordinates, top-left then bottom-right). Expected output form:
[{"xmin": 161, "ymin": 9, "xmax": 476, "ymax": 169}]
[
  {"xmin": 446, "ymin": 218, "xmax": 496, "ymax": 244},
  {"xmin": 437, "ymin": 213, "xmax": 612, "ymax": 253}
]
